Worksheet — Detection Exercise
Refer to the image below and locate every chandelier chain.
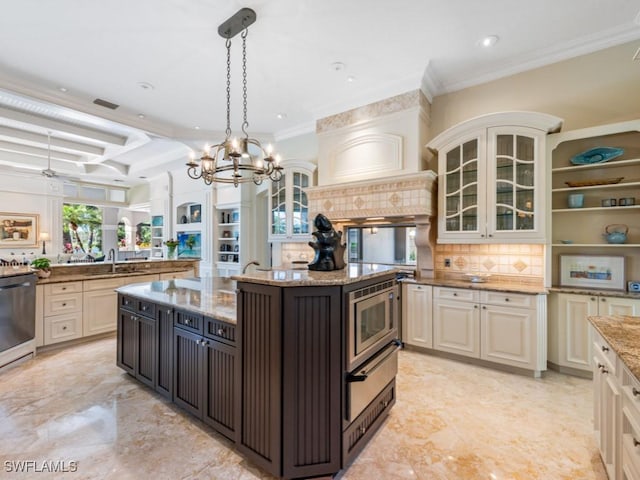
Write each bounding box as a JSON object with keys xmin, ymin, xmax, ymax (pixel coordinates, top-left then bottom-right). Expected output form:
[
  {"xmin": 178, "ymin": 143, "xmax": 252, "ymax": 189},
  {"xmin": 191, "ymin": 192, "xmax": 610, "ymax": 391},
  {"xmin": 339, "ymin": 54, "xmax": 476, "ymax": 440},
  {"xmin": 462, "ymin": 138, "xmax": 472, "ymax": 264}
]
[
  {"xmin": 225, "ymin": 38, "xmax": 232, "ymax": 137},
  {"xmin": 241, "ymin": 28, "xmax": 249, "ymax": 135}
]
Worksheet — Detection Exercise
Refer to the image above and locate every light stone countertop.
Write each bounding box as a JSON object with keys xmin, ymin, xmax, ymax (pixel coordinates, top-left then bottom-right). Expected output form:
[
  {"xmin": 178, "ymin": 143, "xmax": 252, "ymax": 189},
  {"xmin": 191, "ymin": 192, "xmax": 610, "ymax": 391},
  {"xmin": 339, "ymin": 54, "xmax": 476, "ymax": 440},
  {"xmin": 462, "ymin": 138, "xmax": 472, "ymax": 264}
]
[
  {"xmin": 406, "ymin": 277, "xmax": 548, "ymax": 295},
  {"xmin": 232, "ymin": 263, "xmax": 397, "ymax": 286},
  {"xmin": 550, "ymin": 286, "xmax": 640, "ymax": 300},
  {"xmin": 116, "ymin": 277, "xmax": 237, "ymax": 324},
  {"xmin": 588, "ymin": 315, "xmax": 640, "ymax": 380},
  {"xmin": 0, "ymin": 266, "xmax": 35, "ymax": 279}
]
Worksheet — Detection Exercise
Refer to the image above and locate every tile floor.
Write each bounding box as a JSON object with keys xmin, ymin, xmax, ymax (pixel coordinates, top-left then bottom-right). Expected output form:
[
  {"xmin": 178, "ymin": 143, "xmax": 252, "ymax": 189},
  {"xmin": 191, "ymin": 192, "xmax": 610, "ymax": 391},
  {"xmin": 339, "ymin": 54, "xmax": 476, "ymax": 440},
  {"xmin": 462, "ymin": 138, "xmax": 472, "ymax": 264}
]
[{"xmin": 0, "ymin": 337, "xmax": 607, "ymax": 479}]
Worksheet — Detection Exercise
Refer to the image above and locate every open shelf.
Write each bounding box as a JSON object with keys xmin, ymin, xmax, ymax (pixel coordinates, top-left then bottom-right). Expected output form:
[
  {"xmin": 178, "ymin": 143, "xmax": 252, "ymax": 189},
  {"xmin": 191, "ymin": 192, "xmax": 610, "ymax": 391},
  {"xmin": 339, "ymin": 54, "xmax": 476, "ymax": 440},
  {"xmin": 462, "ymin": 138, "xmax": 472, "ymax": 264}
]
[
  {"xmin": 552, "ymin": 180, "xmax": 640, "ymax": 193},
  {"xmin": 552, "ymin": 205, "xmax": 640, "ymax": 213},
  {"xmin": 551, "ymin": 157, "xmax": 640, "ymax": 173},
  {"xmin": 551, "ymin": 243, "xmax": 640, "ymax": 248}
]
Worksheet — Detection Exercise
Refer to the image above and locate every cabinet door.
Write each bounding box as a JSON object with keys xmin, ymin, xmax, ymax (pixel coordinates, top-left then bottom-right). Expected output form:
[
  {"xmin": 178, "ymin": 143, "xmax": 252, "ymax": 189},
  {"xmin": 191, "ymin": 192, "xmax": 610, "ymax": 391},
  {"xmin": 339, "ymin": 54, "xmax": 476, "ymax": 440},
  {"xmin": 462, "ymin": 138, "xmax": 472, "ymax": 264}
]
[
  {"xmin": 269, "ymin": 166, "xmax": 314, "ymax": 241},
  {"xmin": 202, "ymin": 339, "xmax": 237, "ymax": 441},
  {"xmin": 480, "ymin": 304, "xmax": 535, "ymax": 369},
  {"xmin": 555, "ymin": 293, "xmax": 597, "ymax": 372},
  {"xmin": 438, "ymin": 134, "xmax": 486, "ymax": 241},
  {"xmin": 600, "ymin": 296, "xmax": 640, "ymax": 316},
  {"xmin": 594, "ymin": 349, "xmax": 622, "ymax": 480},
  {"xmin": 117, "ymin": 310, "xmax": 136, "ymax": 375},
  {"xmin": 433, "ymin": 298, "xmax": 480, "ymax": 358},
  {"xmin": 173, "ymin": 327, "xmax": 204, "ymax": 417},
  {"xmin": 82, "ymin": 289, "xmax": 118, "ymax": 336},
  {"xmin": 402, "ymin": 284, "xmax": 433, "ymax": 348},
  {"xmin": 486, "ymin": 126, "xmax": 543, "ymax": 240},
  {"xmin": 135, "ymin": 315, "xmax": 156, "ymax": 388},
  {"xmin": 156, "ymin": 307, "xmax": 174, "ymax": 399}
]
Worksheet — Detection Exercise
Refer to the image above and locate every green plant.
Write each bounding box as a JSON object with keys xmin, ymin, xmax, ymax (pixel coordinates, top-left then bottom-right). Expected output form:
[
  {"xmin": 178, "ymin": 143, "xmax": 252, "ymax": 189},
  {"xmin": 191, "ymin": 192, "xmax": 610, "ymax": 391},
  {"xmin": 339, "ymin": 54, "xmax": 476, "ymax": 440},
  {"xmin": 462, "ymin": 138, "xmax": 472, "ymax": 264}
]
[
  {"xmin": 31, "ymin": 257, "xmax": 51, "ymax": 270},
  {"xmin": 164, "ymin": 239, "xmax": 179, "ymax": 248}
]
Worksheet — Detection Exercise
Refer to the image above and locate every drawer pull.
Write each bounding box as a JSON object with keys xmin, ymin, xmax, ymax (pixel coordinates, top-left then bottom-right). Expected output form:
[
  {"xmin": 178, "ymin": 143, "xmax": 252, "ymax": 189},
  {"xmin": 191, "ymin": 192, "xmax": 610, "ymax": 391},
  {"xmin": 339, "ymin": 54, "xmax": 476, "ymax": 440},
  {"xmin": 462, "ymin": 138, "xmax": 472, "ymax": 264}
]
[
  {"xmin": 62, "ymin": 287, "xmax": 67, "ymax": 291},
  {"xmin": 167, "ymin": 310, "xmax": 171, "ymax": 315},
  {"xmin": 633, "ymin": 387, "xmax": 640, "ymax": 397},
  {"xmin": 601, "ymin": 368, "xmax": 609, "ymax": 374},
  {"xmin": 634, "ymin": 438, "xmax": 640, "ymax": 447},
  {"xmin": 482, "ymin": 305, "xmax": 486, "ymax": 310},
  {"xmin": 590, "ymin": 297, "xmax": 596, "ymax": 302},
  {"xmin": 474, "ymin": 305, "xmax": 478, "ymax": 309},
  {"xmin": 601, "ymin": 345, "xmax": 609, "ymax": 352},
  {"xmin": 217, "ymin": 328, "xmax": 225, "ymax": 336},
  {"xmin": 62, "ymin": 303, "xmax": 67, "ymax": 307},
  {"xmin": 185, "ymin": 319, "xmax": 190, "ymax": 326},
  {"xmin": 597, "ymin": 363, "xmax": 605, "ymax": 370},
  {"xmin": 601, "ymin": 298, "xmax": 607, "ymax": 302},
  {"xmin": 62, "ymin": 326, "xmax": 67, "ymax": 330},
  {"xmin": 453, "ymin": 292, "xmax": 458, "ymax": 297},
  {"xmin": 141, "ymin": 306, "xmax": 147, "ymax": 311},
  {"xmin": 359, "ymin": 425, "xmax": 366, "ymax": 435}
]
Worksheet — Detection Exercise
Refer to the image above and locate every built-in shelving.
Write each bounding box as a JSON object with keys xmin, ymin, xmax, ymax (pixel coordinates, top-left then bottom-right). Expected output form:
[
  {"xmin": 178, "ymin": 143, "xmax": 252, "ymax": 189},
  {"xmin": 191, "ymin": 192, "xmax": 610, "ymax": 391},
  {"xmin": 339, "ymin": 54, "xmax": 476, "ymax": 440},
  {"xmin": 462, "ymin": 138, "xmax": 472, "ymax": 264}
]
[
  {"xmin": 551, "ymin": 243, "xmax": 640, "ymax": 248},
  {"xmin": 552, "ymin": 180, "xmax": 640, "ymax": 193},
  {"xmin": 551, "ymin": 157, "xmax": 640, "ymax": 173}
]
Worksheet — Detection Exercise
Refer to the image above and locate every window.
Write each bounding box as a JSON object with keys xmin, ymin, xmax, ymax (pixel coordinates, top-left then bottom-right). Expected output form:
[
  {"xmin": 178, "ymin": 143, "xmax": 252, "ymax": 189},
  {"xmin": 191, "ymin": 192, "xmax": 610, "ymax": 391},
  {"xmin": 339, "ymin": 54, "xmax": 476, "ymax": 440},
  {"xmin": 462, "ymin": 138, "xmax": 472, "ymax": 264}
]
[{"xmin": 62, "ymin": 203, "xmax": 103, "ymax": 254}]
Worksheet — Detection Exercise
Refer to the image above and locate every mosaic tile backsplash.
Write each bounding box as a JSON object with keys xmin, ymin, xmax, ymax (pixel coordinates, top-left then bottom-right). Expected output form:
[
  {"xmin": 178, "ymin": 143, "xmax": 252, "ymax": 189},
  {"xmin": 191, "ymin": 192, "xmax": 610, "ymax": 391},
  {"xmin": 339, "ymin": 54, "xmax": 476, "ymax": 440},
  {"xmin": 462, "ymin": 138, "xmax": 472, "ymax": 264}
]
[{"xmin": 434, "ymin": 244, "xmax": 544, "ymax": 286}]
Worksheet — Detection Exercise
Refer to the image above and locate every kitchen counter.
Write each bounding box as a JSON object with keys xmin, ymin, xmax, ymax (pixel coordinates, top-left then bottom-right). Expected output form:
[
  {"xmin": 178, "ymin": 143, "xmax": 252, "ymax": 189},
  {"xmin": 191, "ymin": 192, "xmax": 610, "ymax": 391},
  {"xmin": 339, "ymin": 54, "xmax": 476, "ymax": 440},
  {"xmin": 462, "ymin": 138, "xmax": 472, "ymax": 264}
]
[
  {"xmin": 406, "ymin": 277, "xmax": 548, "ymax": 295},
  {"xmin": 232, "ymin": 263, "xmax": 397, "ymax": 286},
  {"xmin": 116, "ymin": 277, "xmax": 236, "ymax": 323},
  {"xmin": 36, "ymin": 259, "xmax": 199, "ymax": 284},
  {"xmin": 0, "ymin": 265, "xmax": 34, "ymax": 278},
  {"xmin": 550, "ymin": 286, "xmax": 640, "ymax": 300},
  {"xmin": 588, "ymin": 315, "xmax": 640, "ymax": 379}
]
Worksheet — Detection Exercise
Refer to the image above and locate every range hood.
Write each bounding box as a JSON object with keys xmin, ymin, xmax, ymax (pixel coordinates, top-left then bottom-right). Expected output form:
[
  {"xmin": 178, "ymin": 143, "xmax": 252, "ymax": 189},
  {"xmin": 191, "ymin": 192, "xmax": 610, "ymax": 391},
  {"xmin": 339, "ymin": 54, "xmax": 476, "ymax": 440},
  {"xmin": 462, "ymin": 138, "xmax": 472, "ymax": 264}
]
[{"xmin": 305, "ymin": 170, "xmax": 437, "ymax": 223}]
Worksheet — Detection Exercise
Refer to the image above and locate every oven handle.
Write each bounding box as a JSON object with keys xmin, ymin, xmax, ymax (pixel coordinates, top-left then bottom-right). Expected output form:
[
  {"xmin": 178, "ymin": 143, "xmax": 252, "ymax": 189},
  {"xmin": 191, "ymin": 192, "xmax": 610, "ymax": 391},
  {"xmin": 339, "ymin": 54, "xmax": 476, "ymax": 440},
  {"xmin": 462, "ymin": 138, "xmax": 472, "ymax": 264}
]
[{"xmin": 346, "ymin": 339, "xmax": 402, "ymax": 383}]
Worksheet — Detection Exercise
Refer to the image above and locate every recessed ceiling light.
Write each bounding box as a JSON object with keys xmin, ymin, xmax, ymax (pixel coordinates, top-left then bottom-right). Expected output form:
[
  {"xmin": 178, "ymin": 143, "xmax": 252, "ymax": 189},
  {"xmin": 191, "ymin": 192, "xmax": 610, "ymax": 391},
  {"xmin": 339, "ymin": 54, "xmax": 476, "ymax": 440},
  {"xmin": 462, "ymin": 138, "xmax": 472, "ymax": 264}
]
[
  {"xmin": 276, "ymin": 113, "xmax": 287, "ymax": 120},
  {"xmin": 58, "ymin": 86, "xmax": 68, "ymax": 93},
  {"xmin": 137, "ymin": 81, "xmax": 155, "ymax": 90},
  {"xmin": 331, "ymin": 62, "xmax": 345, "ymax": 72},
  {"xmin": 194, "ymin": 126, "xmax": 201, "ymax": 130},
  {"xmin": 347, "ymin": 75, "xmax": 356, "ymax": 83},
  {"xmin": 139, "ymin": 176, "xmax": 147, "ymax": 179},
  {"xmin": 113, "ymin": 179, "xmax": 124, "ymax": 182},
  {"xmin": 137, "ymin": 113, "xmax": 145, "ymax": 119},
  {"xmin": 479, "ymin": 35, "xmax": 499, "ymax": 47}
]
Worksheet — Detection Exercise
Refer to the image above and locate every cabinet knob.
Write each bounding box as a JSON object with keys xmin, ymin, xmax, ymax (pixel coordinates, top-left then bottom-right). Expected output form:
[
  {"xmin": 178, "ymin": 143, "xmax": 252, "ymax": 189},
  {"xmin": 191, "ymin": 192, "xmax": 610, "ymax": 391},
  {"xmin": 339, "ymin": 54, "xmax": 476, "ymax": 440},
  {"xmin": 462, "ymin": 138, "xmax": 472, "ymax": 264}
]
[
  {"xmin": 359, "ymin": 425, "xmax": 366, "ymax": 435},
  {"xmin": 597, "ymin": 363, "xmax": 604, "ymax": 370},
  {"xmin": 62, "ymin": 303, "xmax": 67, "ymax": 307},
  {"xmin": 590, "ymin": 297, "xmax": 596, "ymax": 302},
  {"xmin": 488, "ymin": 234, "xmax": 493, "ymax": 238},
  {"xmin": 480, "ymin": 234, "xmax": 485, "ymax": 238},
  {"xmin": 504, "ymin": 298, "xmax": 510, "ymax": 302},
  {"xmin": 601, "ymin": 367, "xmax": 609, "ymax": 374},
  {"xmin": 482, "ymin": 305, "xmax": 486, "ymax": 310},
  {"xmin": 601, "ymin": 298, "xmax": 606, "ymax": 302},
  {"xmin": 62, "ymin": 326, "xmax": 67, "ymax": 330},
  {"xmin": 167, "ymin": 310, "xmax": 171, "ymax": 315},
  {"xmin": 601, "ymin": 345, "xmax": 609, "ymax": 352},
  {"xmin": 142, "ymin": 306, "xmax": 147, "ymax": 311},
  {"xmin": 634, "ymin": 438, "xmax": 640, "ymax": 447},
  {"xmin": 453, "ymin": 292, "xmax": 458, "ymax": 297},
  {"xmin": 62, "ymin": 287, "xmax": 67, "ymax": 291},
  {"xmin": 217, "ymin": 328, "xmax": 225, "ymax": 336},
  {"xmin": 633, "ymin": 387, "xmax": 640, "ymax": 397}
]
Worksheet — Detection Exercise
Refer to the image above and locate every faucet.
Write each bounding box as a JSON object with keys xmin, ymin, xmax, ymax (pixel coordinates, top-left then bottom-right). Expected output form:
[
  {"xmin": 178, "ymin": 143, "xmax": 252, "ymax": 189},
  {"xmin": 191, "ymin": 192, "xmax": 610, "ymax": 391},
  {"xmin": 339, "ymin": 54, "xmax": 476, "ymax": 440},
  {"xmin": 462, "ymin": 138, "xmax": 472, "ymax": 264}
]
[
  {"xmin": 242, "ymin": 260, "xmax": 260, "ymax": 274},
  {"xmin": 107, "ymin": 248, "xmax": 116, "ymax": 273}
]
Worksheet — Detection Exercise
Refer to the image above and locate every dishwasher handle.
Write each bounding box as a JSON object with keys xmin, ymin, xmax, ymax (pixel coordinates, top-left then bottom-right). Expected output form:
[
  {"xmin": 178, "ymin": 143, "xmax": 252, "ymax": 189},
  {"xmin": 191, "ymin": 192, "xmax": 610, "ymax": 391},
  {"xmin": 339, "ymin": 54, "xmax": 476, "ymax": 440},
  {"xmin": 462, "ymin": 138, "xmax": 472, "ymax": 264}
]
[
  {"xmin": 346, "ymin": 339, "xmax": 401, "ymax": 383},
  {"xmin": 0, "ymin": 281, "xmax": 32, "ymax": 291}
]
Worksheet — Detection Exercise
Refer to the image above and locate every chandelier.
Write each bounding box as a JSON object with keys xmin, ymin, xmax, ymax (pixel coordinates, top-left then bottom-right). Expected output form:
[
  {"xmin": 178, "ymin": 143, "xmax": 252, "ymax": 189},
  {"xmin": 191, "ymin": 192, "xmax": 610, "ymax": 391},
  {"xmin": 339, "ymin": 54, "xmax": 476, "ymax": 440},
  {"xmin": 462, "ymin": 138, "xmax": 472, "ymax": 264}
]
[{"xmin": 186, "ymin": 8, "xmax": 282, "ymax": 187}]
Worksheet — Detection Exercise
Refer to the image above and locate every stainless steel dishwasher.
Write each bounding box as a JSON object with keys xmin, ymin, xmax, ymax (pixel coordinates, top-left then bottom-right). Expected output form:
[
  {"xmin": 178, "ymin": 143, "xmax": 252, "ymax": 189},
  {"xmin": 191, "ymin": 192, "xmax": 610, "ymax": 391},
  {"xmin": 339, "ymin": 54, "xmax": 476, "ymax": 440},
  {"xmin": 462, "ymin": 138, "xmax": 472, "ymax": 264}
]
[{"xmin": 0, "ymin": 273, "xmax": 37, "ymax": 369}]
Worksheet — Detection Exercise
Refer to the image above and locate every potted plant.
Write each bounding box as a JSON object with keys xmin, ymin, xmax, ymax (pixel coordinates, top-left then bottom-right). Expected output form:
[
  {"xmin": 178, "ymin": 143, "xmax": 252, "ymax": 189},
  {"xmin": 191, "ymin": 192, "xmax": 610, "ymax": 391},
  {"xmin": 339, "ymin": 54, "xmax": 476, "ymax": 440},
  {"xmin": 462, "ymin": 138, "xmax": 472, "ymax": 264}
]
[
  {"xmin": 31, "ymin": 257, "xmax": 52, "ymax": 278},
  {"xmin": 164, "ymin": 239, "xmax": 179, "ymax": 259}
]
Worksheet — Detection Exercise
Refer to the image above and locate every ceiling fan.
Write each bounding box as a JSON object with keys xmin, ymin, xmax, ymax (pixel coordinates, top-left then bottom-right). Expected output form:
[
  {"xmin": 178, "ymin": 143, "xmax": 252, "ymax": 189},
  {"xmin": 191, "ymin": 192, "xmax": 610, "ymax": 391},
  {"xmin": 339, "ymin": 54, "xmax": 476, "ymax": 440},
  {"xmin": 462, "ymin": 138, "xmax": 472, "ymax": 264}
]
[{"xmin": 41, "ymin": 131, "xmax": 58, "ymax": 178}]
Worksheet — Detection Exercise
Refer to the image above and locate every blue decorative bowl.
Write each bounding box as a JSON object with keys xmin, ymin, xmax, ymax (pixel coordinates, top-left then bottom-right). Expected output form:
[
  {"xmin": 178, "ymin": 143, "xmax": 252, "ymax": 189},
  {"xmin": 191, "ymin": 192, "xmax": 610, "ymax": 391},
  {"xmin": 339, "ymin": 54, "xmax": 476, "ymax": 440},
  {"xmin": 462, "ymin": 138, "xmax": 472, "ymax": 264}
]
[{"xmin": 570, "ymin": 147, "xmax": 624, "ymax": 165}]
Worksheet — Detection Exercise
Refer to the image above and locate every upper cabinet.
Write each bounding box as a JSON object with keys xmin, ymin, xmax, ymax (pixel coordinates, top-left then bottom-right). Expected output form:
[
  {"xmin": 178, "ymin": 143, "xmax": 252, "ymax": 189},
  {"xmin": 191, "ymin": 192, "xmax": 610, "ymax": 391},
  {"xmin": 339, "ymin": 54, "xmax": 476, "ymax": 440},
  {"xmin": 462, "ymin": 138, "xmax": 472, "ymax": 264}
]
[
  {"xmin": 269, "ymin": 160, "xmax": 316, "ymax": 242},
  {"xmin": 428, "ymin": 112, "xmax": 562, "ymax": 244}
]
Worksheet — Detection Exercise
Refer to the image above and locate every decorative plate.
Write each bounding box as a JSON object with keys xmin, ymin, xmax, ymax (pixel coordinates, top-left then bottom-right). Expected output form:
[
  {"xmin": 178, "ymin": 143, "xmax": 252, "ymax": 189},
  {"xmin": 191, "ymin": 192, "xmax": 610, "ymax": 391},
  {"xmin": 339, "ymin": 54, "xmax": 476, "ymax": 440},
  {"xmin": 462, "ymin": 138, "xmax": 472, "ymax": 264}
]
[
  {"xmin": 570, "ymin": 147, "xmax": 624, "ymax": 165},
  {"xmin": 565, "ymin": 177, "xmax": 624, "ymax": 188}
]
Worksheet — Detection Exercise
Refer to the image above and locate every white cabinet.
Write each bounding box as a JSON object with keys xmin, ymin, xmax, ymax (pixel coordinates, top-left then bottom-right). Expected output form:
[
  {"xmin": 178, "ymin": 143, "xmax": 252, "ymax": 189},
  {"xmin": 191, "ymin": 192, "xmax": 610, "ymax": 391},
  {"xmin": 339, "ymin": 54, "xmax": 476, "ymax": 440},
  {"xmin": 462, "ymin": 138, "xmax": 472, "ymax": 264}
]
[
  {"xmin": 43, "ymin": 281, "xmax": 83, "ymax": 345},
  {"xmin": 82, "ymin": 277, "xmax": 124, "ymax": 336},
  {"xmin": 35, "ymin": 284, "xmax": 44, "ymax": 347},
  {"xmin": 402, "ymin": 283, "xmax": 433, "ymax": 348},
  {"xmin": 268, "ymin": 160, "xmax": 316, "ymax": 241},
  {"xmin": 549, "ymin": 293, "xmax": 640, "ymax": 375},
  {"xmin": 432, "ymin": 286, "xmax": 546, "ymax": 375},
  {"xmin": 150, "ymin": 215, "xmax": 164, "ymax": 258},
  {"xmin": 621, "ymin": 365, "xmax": 640, "ymax": 480},
  {"xmin": 592, "ymin": 326, "xmax": 621, "ymax": 480},
  {"xmin": 216, "ymin": 206, "xmax": 240, "ymax": 274},
  {"xmin": 427, "ymin": 111, "xmax": 562, "ymax": 243}
]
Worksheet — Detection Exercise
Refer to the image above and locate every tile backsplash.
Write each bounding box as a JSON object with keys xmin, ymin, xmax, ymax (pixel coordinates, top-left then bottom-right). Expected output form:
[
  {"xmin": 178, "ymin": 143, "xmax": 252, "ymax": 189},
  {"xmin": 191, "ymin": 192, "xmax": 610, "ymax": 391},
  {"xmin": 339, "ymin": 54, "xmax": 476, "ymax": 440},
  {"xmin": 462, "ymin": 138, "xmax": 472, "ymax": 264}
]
[{"xmin": 434, "ymin": 244, "xmax": 544, "ymax": 286}]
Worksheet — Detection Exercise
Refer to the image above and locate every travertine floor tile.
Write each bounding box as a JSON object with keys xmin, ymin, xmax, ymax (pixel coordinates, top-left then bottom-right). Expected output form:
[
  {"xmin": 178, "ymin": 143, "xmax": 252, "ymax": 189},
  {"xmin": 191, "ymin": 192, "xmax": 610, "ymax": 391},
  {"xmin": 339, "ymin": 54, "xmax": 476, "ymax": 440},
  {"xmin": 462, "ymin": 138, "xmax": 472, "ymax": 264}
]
[{"xmin": 0, "ymin": 338, "xmax": 606, "ymax": 479}]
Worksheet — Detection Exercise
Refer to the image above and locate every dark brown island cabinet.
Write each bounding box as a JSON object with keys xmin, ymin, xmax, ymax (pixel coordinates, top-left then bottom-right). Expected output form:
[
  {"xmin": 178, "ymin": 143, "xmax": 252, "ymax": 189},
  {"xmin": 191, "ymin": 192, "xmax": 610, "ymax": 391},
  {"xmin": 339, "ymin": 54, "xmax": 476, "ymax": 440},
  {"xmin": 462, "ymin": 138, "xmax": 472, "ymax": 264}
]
[{"xmin": 116, "ymin": 270, "xmax": 398, "ymax": 479}]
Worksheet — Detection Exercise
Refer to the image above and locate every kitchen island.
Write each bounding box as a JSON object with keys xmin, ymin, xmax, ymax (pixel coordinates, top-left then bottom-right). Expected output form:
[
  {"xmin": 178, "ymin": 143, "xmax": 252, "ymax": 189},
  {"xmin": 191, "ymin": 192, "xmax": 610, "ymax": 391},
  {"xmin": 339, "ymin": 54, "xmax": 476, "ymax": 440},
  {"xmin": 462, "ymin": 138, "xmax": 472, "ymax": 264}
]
[
  {"xmin": 588, "ymin": 315, "xmax": 640, "ymax": 479},
  {"xmin": 116, "ymin": 264, "xmax": 399, "ymax": 479}
]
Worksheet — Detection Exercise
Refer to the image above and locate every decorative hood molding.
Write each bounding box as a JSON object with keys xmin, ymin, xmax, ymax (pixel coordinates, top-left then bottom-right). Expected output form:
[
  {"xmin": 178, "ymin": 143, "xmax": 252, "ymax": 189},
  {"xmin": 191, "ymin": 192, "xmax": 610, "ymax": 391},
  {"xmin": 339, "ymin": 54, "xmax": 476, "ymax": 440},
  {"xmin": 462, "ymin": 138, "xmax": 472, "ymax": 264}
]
[{"xmin": 305, "ymin": 171, "xmax": 437, "ymax": 222}]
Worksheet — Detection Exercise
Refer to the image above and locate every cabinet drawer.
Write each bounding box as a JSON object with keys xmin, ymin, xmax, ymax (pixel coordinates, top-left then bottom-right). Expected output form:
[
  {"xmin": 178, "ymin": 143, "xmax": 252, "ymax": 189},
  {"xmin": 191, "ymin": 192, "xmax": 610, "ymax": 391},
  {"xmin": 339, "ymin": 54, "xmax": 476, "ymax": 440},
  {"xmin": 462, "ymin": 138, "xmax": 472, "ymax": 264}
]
[
  {"xmin": 480, "ymin": 291, "xmax": 535, "ymax": 309},
  {"xmin": 120, "ymin": 295, "xmax": 136, "ymax": 311},
  {"xmin": 44, "ymin": 313, "xmax": 83, "ymax": 345},
  {"xmin": 44, "ymin": 281, "xmax": 83, "ymax": 296},
  {"xmin": 83, "ymin": 277, "xmax": 124, "ymax": 292},
  {"xmin": 204, "ymin": 317, "xmax": 236, "ymax": 345},
  {"xmin": 592, "ymin": 329, "xmax": 618, "ymax": 375},
  {"xmin": 174, "ymin": 309, "xmax": 203, "ymax": 334},
  {"xmin": 622, "ymin": 366, "xmax": 640, "ymax": 415},
  {"xmin": 136, "ymin": 299, "xmax": 155, "ymax": 317},
  {"xmin": 434, "ymin": 287, "xmax": 479, "ymax": 302},
  {"xmin": 44, "ymin": 292, "xmax": 83, "ymax": 316},
  {"xmin": 622, "ymin": 403, "xmax": 640, "ymax": 476}
]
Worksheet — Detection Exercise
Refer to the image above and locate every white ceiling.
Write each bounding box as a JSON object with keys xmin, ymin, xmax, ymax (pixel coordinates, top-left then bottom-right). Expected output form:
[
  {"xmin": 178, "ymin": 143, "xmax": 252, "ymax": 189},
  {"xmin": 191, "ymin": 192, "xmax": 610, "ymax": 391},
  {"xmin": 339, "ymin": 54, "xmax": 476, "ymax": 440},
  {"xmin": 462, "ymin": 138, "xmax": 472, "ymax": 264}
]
[{"xmin": 0, "ymin": 0, "xmax": 639, "ymax": 186}]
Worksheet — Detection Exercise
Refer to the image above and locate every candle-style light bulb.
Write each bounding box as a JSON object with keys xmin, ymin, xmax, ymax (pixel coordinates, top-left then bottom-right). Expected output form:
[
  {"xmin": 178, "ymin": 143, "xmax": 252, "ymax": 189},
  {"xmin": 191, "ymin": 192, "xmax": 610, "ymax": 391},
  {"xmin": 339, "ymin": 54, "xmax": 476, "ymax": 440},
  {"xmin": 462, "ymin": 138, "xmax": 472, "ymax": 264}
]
[{"xmin": 265, "ymin": 143, "xmax": 273, "ymax": 155}]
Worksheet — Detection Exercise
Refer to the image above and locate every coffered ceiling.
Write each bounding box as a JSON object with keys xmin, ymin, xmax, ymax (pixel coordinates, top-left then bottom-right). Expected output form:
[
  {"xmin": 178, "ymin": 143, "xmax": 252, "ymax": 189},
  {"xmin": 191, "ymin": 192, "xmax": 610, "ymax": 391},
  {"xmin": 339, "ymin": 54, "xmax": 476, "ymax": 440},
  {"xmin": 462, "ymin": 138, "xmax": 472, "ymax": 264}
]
[{"xmin": 0, "ymin": 0, "xmax": 639, "ymax": 186}]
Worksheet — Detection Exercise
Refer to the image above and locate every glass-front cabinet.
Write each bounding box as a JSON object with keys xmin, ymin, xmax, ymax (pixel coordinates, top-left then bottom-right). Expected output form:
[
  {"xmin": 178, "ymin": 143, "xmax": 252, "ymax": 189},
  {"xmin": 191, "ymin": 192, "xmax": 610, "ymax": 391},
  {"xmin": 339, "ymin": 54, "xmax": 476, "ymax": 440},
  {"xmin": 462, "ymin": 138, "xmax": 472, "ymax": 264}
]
[
  {"xmin": 268, "ymin": 160, "xmax": 316, "ymax": 241},
  {"xmin": 429, "ymin": 112, "xmax": 562, "ymax": 243}
]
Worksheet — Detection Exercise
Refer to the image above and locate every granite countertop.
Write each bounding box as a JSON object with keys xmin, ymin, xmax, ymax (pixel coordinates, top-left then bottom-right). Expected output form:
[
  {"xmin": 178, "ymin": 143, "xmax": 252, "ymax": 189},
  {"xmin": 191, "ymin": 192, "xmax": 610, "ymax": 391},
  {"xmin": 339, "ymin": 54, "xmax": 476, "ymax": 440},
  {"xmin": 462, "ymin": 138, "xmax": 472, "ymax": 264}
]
[
  {"xmin": 232, "ymin": 263, "xmax": 397, "ymax": 286},
  {"xmin": 406, "ymin": 277, "xmax": 548, "ymax": 295},
  {"xmin": 0, "ymin": 266, "xmax": 35, "ymax": 279},
  {"xmin": 550, "ymin": 286, "xmax": 640, "ymax": 300},
  {"xmin": 116, "ymin": 277, "xmax": 236, "ymax": 324},
  {"xmin": 588, "ymin": 315, "xmax": 640, "ymax": 379}
]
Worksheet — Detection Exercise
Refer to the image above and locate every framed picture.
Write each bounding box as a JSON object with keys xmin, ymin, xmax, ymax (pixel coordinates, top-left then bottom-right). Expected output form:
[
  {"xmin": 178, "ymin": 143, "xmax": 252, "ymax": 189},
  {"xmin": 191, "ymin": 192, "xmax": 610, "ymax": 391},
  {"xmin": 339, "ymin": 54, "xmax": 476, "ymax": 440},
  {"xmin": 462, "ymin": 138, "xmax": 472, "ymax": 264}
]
[
  {"xmin": 0, "ymin": 212, "xmax": 39, "ymax": 248},
  {"xmin": 559, "ymin": 255, "xmax": 626, "ymax": 291},
  {"xmin": 189, "ymin": 204, "xmax": 201, "ymax": 223},
  {"xmin": 220, "ymin": 254, "xmax": 228, "ymax": 262}
]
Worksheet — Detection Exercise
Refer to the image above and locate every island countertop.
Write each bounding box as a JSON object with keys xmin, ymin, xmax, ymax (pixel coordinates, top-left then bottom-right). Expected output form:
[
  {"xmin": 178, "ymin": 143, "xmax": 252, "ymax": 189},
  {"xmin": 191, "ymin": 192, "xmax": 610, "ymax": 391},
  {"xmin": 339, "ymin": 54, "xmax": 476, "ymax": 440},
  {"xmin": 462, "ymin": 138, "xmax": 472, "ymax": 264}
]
[
  {"xmin": 588, "ymin": 315, "xmax": 640, "ymax": 379},
  {"xmin": 116, "ymin": 277, "xmax": 236, "ymax": 323},
  {"xmin": 231, "ymin": 263, "xmax": 397, "ymax": 286}
]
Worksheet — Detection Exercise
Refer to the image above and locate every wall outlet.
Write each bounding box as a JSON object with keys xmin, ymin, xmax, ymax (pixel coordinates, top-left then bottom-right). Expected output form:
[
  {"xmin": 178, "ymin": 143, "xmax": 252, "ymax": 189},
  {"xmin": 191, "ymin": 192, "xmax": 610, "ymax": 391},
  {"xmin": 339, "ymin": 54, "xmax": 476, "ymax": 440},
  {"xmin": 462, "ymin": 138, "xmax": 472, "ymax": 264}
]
[{"xmin": 444, "ymin": 258, "xmax": 451, "ymax": 267}]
